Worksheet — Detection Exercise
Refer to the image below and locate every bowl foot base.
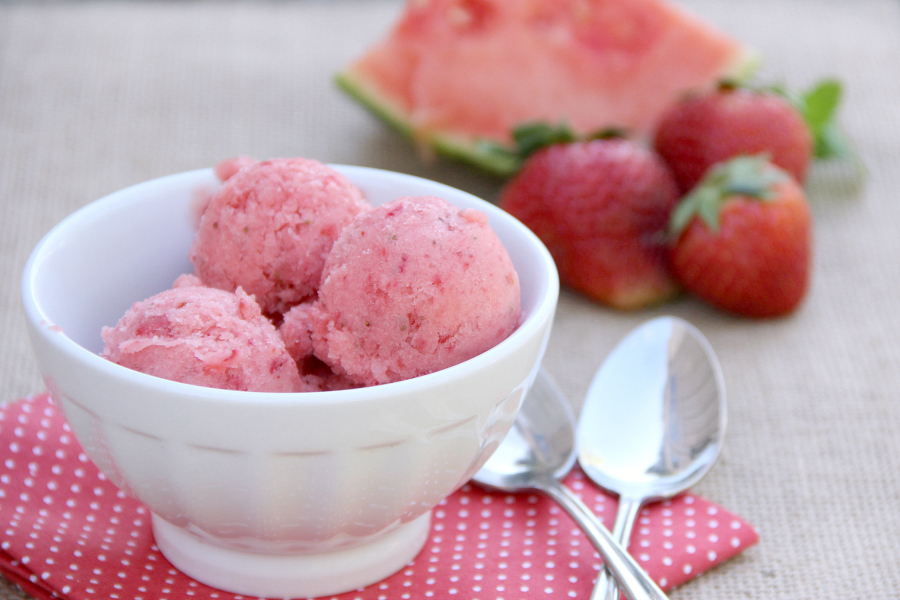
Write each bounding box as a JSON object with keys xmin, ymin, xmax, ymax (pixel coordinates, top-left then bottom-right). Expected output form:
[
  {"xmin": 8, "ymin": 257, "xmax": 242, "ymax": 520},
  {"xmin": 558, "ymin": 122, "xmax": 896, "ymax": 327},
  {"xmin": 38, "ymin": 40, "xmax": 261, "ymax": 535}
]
[{"xmin": 152, "ymin": 511, "xmax": 432, "ymax": 598}]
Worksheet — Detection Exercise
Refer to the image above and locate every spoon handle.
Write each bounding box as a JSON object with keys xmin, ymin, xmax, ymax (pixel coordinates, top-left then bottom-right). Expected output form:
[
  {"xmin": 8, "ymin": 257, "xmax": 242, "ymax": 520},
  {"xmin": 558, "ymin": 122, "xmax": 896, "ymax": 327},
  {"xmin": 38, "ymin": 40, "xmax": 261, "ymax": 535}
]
[
  {"xmin": 591, "ymin": 497, "xmax": 644, "ymax": 600},
  {"xmin": 541, "ymin": 481, "xmax": 669, "ymax": 600}
]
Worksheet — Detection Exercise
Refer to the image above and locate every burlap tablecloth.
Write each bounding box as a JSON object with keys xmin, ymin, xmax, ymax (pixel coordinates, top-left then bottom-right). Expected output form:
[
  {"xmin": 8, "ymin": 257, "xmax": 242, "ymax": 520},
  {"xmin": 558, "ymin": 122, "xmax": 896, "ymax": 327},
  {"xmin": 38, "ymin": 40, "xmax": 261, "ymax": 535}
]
[{"xmin": 1, "ymin": 1, "xmax": 899, "ymax": 598}]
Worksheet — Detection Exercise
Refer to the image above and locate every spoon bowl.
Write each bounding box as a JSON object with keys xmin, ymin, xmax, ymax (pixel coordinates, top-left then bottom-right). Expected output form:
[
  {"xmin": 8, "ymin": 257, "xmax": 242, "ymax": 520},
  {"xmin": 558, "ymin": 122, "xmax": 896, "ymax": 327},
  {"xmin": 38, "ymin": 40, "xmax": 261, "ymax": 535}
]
[
  {"xmin": 474, "ymin": 369, "xmax": 670, "ymax": 600},
  {"xmin": 578, "ymin": 316, "xmax": 726, "ymax": 600},
  {"xmin": 473, "ymin": 368, "xmax": 576, "ymax": 489}
]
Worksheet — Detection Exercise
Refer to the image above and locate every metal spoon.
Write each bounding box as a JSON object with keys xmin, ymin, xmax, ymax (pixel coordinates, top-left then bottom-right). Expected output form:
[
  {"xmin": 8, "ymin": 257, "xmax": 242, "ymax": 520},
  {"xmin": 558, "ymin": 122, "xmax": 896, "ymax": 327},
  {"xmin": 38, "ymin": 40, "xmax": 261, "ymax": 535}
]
[
  {"xmin": 577, "ymin": 316, "xmax": 726, "ymax": 600},
  {"xmin": 473, "ymin": 369, "xmax": 670, "ymax": 600}
]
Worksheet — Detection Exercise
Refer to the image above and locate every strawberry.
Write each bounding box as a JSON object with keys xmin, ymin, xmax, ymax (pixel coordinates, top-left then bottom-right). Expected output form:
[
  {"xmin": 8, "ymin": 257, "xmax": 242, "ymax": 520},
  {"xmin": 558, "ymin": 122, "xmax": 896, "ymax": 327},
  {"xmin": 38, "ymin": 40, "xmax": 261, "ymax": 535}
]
[
  {"xmin": 653, "ymin": 83, "xmax": 815, "ymax": 193},
  {"xmin": 499, "ymin": 137, "xmax": 681, "ymax": 310},
  {"xmin": 668, "ymin": 155, "xmax": 812, "ymax": 318}
]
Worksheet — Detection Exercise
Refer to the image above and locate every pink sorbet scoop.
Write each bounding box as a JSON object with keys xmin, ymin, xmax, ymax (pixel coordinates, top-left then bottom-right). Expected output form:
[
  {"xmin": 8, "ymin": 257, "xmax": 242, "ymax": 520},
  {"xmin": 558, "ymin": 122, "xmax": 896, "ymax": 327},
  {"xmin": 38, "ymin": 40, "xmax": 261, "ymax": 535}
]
[
  {"xmin": 308, "ymin": 195, "xmax": 521, "ymax": 386},
  {"xmin": 100, "ymin": 284, "xmax": 303, "ymax": 392},
  {"xmin": 189, "ymin": 157, "xmax": 371, "ymax": 316}
]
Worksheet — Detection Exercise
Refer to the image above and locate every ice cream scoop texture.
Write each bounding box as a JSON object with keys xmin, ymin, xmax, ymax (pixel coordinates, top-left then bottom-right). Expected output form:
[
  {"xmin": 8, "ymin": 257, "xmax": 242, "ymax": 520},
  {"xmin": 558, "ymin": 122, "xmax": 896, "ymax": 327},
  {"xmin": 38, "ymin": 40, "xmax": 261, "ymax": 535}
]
[
  {"xmin": 100, "ymin": 285, "xmax": 302, "ymax": 392},
  {"xmin": 309, "ymin": 196, "xmax": 521, "ymax": 386},
  {"xmin": 189, "ymin": 157, "xmax": 371, "ymax": 315}
]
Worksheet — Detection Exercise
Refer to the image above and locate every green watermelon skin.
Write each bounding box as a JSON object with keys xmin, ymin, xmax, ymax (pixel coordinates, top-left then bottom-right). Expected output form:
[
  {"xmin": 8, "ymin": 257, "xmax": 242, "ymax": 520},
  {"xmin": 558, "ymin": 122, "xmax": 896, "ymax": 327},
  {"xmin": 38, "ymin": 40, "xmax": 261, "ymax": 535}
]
[{"xmin": 338, "ymin": 0, "xmax": 755, "ymax": 177}]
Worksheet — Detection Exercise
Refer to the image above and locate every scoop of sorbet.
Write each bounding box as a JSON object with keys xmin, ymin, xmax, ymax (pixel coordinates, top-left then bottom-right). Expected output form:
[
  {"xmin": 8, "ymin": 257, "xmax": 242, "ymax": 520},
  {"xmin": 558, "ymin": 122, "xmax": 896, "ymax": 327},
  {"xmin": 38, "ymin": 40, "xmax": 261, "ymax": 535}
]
[
  {"xmin": 100, "ymin": 285, "xmax": 303, "ymax": 392},
  {"xmin": 279, "ymin": 302, "xmax": 360, "ymax": 392},
  {"xmin": 189, "ymin": 157, "xmax": 371, "ymax": 316},
  {"xmin": 309, "ymin": 196, "xmax": 521, "ymax": 386}
]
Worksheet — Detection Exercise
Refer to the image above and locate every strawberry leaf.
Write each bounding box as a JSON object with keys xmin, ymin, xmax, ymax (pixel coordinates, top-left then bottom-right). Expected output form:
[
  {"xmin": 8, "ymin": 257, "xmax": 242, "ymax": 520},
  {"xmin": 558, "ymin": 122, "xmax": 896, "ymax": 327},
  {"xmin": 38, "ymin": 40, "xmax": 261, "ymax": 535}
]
[
  {"xmin": 669, "ymin": 155, "xmax": 788, "ymax": 239},
  {"xmin": 510, "ymin": 121, "xmax": 627, "ymax": 158},
  {"xmin": 474, "ymin": 121, "xmax": 578, "ymax": 173},
  {"xmin": 511, "ymin": 121, "xmax": 579, "ymax": 157},
  {"xmin": 697, "ymin": 186, "xmax": 723, "ymax": 231},
  {"xmin": 722, "ymin": 155, "xmax": 786, "ymax": 198},
  {"xmin": 477, "ymin": 121, "xmax": 632, "ymax": 174}
]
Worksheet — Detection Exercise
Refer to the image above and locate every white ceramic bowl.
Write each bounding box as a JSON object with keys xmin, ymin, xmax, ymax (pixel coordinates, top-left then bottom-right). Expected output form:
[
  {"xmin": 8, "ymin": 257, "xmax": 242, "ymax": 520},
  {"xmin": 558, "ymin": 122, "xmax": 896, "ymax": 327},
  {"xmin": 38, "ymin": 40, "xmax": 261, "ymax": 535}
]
[{"xmin": 22, "ymin": 166, "xmax": 559, "ymax": 598}]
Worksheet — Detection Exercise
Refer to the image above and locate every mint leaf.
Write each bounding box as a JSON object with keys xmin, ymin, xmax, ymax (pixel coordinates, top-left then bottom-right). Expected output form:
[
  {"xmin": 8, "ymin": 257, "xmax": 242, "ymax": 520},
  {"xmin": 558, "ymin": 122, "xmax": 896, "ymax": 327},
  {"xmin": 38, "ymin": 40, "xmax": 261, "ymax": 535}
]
[
  {"xmin": 815, "ymin": 119, "xmax": 855, "ymax": 160},
  {"xmin": 802, "ymin": 80, "xmax": 841, "ymax": 131},
  {"xmin": 800, "ymin": 79, "xmax": 852, "ymax": 159}
]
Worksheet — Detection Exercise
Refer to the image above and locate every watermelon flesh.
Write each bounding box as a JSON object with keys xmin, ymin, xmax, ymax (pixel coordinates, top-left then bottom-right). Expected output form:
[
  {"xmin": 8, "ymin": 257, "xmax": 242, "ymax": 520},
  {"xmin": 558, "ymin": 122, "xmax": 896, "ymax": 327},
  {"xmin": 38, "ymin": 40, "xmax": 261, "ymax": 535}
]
[{"xmin": 337, "ymin": 0, "xmax": 754, "ymax": 176}]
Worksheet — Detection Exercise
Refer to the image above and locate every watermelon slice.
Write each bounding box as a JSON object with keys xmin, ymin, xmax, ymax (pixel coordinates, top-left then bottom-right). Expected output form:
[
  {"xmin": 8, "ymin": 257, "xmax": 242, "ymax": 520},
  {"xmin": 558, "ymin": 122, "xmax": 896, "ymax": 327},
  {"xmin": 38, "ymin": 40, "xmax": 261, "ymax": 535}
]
[{"xmin": 337, "ymin": 0, "xmax": 756, "ymax": 176}]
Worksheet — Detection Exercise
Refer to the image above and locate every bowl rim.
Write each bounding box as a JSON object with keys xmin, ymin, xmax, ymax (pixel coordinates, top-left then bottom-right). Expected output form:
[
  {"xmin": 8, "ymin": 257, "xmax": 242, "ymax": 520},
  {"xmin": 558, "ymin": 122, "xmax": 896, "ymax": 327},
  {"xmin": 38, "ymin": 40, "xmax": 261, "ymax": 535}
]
[{"xmin": 22, "ymin": 165, "xmax": 560, "ymax": 408}]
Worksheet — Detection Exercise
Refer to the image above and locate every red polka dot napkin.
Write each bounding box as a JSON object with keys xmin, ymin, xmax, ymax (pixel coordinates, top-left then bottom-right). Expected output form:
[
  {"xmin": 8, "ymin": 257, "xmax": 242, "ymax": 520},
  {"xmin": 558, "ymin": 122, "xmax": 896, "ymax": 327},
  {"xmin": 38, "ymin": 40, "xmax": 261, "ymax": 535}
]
[{"xmin": 0, "ymin": 394, "xmax": 758, "ymax": 600}]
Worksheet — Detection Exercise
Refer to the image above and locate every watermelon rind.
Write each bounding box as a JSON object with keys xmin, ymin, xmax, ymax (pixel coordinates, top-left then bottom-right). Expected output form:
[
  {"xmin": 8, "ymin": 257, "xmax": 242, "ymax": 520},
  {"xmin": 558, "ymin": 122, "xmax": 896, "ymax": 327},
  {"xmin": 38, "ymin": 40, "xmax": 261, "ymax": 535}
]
[{"xmin": 336, "ymin": 70, "xmax": 522, "ymax": 177}]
